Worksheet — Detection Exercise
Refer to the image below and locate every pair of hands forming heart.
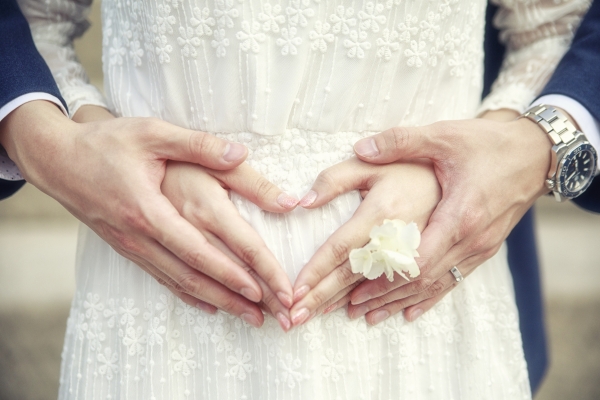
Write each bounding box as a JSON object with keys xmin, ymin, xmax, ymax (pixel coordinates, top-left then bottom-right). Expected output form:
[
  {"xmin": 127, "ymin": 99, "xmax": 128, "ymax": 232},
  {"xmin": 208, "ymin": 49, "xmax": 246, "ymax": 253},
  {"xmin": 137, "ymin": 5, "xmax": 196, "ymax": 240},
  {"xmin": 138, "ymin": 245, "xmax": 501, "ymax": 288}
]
[
  {"xmin": 163, "ymin": 153, "xmax": 441, "ymax": 332},
  {"xmin": 62, "ymin": 105, "xmax": 544, "ymax": 333}
]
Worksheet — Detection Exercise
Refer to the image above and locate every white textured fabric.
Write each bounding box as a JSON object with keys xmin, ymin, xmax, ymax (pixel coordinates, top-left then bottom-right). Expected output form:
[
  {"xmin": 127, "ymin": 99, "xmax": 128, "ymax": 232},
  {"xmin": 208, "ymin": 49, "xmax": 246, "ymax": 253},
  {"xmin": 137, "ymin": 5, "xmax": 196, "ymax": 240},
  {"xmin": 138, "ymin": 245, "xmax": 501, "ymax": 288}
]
[{"xmin": 18, "ymin": 0, "xmax": 590, "ymax": 399}]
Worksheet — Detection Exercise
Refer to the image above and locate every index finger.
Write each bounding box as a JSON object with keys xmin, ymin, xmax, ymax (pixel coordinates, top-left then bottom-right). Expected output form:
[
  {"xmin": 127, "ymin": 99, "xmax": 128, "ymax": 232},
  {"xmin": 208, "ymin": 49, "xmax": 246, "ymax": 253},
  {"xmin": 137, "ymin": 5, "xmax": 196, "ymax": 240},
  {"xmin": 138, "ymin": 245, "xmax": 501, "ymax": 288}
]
[
  {"xmin": 292, "ymin": 194, "xmax": 384, "ymax": 302},
  {"xmin": 145, "ymin": 195, "xmax": 264, "ymax": 303}
]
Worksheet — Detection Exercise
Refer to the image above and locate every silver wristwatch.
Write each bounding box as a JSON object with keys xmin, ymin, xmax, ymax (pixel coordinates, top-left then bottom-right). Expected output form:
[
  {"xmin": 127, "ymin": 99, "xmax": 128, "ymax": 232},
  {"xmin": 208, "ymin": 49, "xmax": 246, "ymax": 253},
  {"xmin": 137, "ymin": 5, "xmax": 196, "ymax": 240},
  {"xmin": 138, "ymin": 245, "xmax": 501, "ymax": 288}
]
[{"xmin": 521, "ymin": 104, "xmax": 598, "ymax": 202}]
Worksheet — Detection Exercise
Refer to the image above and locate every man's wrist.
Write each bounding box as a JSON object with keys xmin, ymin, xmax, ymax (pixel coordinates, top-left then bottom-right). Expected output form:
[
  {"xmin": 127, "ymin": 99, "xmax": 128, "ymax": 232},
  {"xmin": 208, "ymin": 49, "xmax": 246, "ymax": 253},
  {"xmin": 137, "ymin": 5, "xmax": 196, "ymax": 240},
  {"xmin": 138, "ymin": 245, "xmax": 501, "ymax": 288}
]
[
  {"xmin": 534, "ymin": 95, "xmax": 600, "ymax": 175},
  {"xmin": 0, "ymin": 100, "xmax": 73, "ymax": 183}
]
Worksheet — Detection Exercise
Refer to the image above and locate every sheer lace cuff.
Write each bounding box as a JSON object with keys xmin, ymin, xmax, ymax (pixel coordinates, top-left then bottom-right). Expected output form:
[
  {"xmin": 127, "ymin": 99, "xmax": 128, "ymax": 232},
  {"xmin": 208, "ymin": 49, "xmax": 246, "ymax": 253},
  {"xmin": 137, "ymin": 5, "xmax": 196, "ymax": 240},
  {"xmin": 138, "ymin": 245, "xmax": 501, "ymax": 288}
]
[
  {"xmin": 479, "ymin": 0, "xmax": 591, "ymax": 115},
  {"xmin": 19, "ymin": 0, "xmax": 108, "ymax": 118}
]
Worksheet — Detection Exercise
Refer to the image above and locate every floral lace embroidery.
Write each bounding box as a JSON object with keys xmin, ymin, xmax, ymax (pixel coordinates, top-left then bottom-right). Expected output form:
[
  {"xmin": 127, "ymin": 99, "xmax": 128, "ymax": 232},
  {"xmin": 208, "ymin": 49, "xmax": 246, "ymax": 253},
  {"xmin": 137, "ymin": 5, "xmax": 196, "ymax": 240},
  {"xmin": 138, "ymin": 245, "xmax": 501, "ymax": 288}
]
[
  {"xmin": 61, "ymin": 281, "xmax": 527, "ymax": 393},
  {"xmin": 98, "ymin": 0, "xmax": 482, "ymax": 68}
]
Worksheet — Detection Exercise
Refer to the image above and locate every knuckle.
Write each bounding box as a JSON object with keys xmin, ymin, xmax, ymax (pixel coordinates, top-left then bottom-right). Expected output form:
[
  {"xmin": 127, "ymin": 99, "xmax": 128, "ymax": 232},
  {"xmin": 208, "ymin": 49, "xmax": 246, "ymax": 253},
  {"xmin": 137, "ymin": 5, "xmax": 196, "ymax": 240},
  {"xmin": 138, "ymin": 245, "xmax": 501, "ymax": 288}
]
[
  {"xmin": 389, "ymin": 126, "xmax": 410, "ymax": 151},
  {"xmin": 134, "ymin": 117, "xmax": 160, "ymax": 135},
  {"xmin": 119, "ymin": 205, "xmax": 153, "ymax": 235},
  {"xmin": 335, "ymin": 266, "xmax": 358, "ymax": 287},
  {"xmin": 181, "ymin": 248, "xmax": 207, "ymax": 271},
  {"xmin": 251, "ymin": 177, "xmax": 277, "ymax": 200},
  {"xmin": 111, "ymin": 230, "xmax": 143, "ymax": 255},
  {"xmin": 310, "ymin": 288, "xmax": 329, "ymax": 308},
  {"xmin": 416, "ymin": 257, "xmax": 433, "ymax": 274},
  {"xmin": 315, "ymin": 169, "xmax": 337, "ymax": 190},
  {"xmin": 425, "ymin": 279, "xmax": 446, "ymax": 298},
  {"xmin": 238, "ymin": 244, "xmax": 262, "ymax": 268},
  {"xmin": 261, "ymin": 289, "xmax": 278, "ymax": 308},
  {"xmin": 189, "ymin": 132, "xmax": 218, "ymax": 159},
  {"xmin": 219, "ymin": 295, "xmax": 240, "ymax": 313},
  {"xmin": 155, "ymin": 275, "xmax": 176, "ymax": 290},
  {"xmin": 174, "ymin": 273, "xmax": 203, "ymax": 295},
  {"xmin": 412, "ymin": 277, "xmax": 433, "ymax": 294},
  {"xmin": 329, "ymin": 241, "xmax": 352, "ymax": 266},
  {"xmin": 369, "ymin": 295, "xmax": 389, "ymax": 310}
]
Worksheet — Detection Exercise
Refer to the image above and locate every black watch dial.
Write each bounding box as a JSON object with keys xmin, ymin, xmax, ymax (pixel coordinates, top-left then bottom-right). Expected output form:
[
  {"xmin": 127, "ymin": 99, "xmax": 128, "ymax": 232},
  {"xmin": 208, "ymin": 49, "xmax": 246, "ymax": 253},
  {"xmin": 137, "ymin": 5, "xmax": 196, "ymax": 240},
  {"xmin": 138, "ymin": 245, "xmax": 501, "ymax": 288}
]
[{"xmin": 558, "ymin": 143, "xmax": 598, "ymax": 198}]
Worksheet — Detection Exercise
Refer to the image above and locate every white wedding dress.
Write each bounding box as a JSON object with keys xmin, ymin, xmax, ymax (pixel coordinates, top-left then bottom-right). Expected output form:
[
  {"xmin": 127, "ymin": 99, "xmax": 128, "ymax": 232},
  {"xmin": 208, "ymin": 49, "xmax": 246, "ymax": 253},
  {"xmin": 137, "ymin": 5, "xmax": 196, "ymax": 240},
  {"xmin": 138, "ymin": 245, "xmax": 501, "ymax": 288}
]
[{"xmin": 20, "ymin": 0, "xmax": 589, "ymax": 398}]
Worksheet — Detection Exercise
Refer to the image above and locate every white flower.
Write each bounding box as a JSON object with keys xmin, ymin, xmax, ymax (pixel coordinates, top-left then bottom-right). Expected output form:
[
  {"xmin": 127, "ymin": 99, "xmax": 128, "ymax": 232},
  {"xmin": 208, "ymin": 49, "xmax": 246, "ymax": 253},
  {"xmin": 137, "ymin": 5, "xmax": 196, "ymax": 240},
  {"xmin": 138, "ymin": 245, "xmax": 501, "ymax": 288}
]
[{"xmin": 349, "ymin": 219, "xmax": 420, "ymax": 282}]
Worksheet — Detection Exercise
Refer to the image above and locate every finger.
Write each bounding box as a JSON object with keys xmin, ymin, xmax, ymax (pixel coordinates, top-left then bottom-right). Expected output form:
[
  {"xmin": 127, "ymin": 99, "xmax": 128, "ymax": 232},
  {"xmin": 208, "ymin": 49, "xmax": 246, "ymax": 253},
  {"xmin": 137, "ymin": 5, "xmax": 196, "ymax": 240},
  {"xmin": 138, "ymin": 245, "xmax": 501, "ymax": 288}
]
[
  {"xmin": 293, "ymin": 194, "xmax": 382, "ymax": 303},
  {"xmin": 298, "ymin": 158, "xmax": 372, "ymax": 208},
  {"xmin": 209, "ymin": 163, "xmax": 299, "ymax": 212},
  {"xmin": 138, "ymin": 236, "xmax": 266, "ymax": 327},
  {"xmin": 403, "ymin": 289, "xmax": 450, "ymax": 322},
  {"xmin": 130, "ymin": 254, "xmax": 217, "ymax": 314},
  {"xmin": 151, "ymin": 119, "xmax": 248, "ymax": 169},
  {"xmin": 363, "ymin": 256, "xmax": 481, "ymax": 326},
  {"xmin": 201, "ymin": 229, "xmax": 292, "ymax": 332},
  {"xmin": 145, "ymin": 196, "xmax": 264, "ymax": 303},
  {"xmin": 290, "ymin": 262, "xmax": 362, "ymax": 326},
  {"xmin": 205, "ymin": 199, "xmax": 294, "ymax": 310},
  {"xmin": 353, "ymin": 124, "xmax": 441, "ymax": 163},
  {"xmin": 349, "ymin": 268, "xmax": 457, "ymax": 320},
  {"xmin": 116, "ymin": 236, "xmax": 264, "ymax": 324},
  {"xmin": 365, "ymin": 285, "xmax": 454, "ymax": 326},
  {"xmin": 322, "ymin": 293, "xmax": 352, "ymax": 315},
  {"xmin": 346, "ymin": 209, "xmax": 457, "ymax": 307}
]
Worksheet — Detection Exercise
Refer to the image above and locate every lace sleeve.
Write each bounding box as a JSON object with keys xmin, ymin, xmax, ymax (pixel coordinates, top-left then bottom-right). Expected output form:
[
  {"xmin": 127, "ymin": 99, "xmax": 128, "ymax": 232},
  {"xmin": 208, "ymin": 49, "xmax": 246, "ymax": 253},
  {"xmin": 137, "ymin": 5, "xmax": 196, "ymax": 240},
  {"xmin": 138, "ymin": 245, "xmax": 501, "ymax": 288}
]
[
  {"xmin": 17, "ymin": 0, "xmax": 107, "ymax": 117},
  {"xmin": 479, "ymin": 0, "xmax": 591, "ymax": 114}
]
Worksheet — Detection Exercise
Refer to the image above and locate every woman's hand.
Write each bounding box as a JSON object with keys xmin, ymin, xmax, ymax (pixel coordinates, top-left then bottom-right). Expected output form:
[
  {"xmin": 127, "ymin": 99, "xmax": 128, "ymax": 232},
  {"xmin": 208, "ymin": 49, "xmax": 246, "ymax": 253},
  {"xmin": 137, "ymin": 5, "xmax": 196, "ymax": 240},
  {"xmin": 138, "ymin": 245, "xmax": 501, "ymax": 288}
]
[
  {"xmin": 162, "ymin": 161, "xmax": 296, "ymax": 331},
  {"xmin": 64, "ymin": 106, "xmax": 296, "ymax": 331},
  {"xmin": 288, "ymin": 157, "xmax": 441, "ymax": 326}
]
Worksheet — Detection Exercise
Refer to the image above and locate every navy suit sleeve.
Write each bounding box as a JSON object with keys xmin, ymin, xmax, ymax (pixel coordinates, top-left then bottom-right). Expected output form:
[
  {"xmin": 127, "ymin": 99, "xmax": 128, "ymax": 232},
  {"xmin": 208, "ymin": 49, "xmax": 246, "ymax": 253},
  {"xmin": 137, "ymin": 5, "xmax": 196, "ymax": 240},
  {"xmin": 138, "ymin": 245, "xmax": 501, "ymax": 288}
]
[
  {"xmin": 0, "ymin": 0, "xmax": 68, "ymax": 200},
  {"xmin": 539, "ymin": 0, "xmax": 600, "ymax": 212}
]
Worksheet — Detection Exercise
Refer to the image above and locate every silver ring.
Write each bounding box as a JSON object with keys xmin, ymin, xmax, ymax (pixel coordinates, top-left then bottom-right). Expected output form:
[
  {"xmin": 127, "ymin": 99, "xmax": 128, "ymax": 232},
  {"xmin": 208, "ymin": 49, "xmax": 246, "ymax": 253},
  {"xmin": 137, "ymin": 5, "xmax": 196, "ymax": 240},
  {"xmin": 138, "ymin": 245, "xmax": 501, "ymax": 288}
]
[{"xmin": 450, "ymin": 266, "xmax": 464, "ymax": 282}]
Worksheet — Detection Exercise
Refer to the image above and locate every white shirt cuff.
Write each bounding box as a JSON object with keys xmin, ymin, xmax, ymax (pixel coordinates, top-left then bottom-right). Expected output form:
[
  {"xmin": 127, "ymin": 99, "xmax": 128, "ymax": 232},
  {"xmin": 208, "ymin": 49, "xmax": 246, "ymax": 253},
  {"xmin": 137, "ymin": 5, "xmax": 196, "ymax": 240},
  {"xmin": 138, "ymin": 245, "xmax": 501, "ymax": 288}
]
[
  {"xmin": 533, "ymin": 94, "xmax": 600, "ymax": 175},
  {"xmin": 0, "ymin": 93, "xmax": 67, "ymax": 181}
]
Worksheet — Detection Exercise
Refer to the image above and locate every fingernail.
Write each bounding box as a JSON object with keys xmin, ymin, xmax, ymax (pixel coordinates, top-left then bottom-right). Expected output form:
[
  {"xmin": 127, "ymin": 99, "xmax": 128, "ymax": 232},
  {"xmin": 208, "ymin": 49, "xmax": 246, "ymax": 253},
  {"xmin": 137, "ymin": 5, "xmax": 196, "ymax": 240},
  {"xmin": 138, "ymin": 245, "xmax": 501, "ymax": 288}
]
[
  {"xmin": 299, "ymin": 190, "xmax": 318, "ymax": 207},
  {"xmin": 294, "ymin": 285, "xmax": 310, "ymax": 302},
  {"xmin": 351, "ymin": 305, "xmax": 369, "ymax": 319},
  {"xmin": 223, "ymin": 142, "xmax": 247, "ymax": 162},
  {"xmin": 369, "ymin": 310, "xmax": 390, "ymax": 325},
  {"xmin": 277, "ymin": 291, "xmax": 293, "ymax": 308},
  {"xmin": 407, "ymin": 308, "xmax": 423, "ymax": 322},
  {"xmin": 291, "ymin": 308, "xmax": 310, "ymax": 326},
  {"xmin": 276, "ymin": 193, "xmax": 299, "ymax": 209},
  {"xmin": 323, "ymin": 304, "xmax": 337, "ymax": 314},
  {"xmin": 351, "ymin": 293, "xmax": 372, "ymax": 305},
  {"xmin": 240, "ymin": 287, "xmax": 261, "ymax": 303},
  {"xmin": 354, "ymin": 138, "xmax": 379, "ymax": 158},
  {"xmin": 276, "ymin": 312, "xmax": 291, "ymax": 331},
  {"xmin": 241, "ymin": 313, "xmax": 261, "ymax": 328}
]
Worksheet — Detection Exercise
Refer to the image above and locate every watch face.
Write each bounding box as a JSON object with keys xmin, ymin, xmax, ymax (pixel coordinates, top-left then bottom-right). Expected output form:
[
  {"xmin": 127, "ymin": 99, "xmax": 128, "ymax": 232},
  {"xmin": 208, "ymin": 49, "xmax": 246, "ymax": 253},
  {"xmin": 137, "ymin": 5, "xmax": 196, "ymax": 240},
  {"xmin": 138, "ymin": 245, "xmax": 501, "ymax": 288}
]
[{"xmin": 558, "ymin": 143, "xmax": 598, "ymax": 198}]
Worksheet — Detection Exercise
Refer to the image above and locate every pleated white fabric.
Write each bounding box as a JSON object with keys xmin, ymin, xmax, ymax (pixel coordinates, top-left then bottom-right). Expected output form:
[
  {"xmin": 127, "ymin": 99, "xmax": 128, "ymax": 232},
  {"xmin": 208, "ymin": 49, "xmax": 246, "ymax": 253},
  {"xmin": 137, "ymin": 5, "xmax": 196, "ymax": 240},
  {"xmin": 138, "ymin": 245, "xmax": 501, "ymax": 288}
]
[{"xmin": 18, "ymin": 0, "xmax": 591, "ymax": 398}]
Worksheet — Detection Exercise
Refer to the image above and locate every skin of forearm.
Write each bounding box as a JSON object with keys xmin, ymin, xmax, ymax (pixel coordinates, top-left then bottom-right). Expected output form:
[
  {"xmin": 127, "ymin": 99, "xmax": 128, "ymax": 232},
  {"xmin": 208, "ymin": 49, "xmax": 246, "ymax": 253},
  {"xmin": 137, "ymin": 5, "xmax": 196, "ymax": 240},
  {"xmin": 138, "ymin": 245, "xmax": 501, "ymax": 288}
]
[{"xmin": 0, "ymin": 100, "xmax": 73, "ymax": 188}]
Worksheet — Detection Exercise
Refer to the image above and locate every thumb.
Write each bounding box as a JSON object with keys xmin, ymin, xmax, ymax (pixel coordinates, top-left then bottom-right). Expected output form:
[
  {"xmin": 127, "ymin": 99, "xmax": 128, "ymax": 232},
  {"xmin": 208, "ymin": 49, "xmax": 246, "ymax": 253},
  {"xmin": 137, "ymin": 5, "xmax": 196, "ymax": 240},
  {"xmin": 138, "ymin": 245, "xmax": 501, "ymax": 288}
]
[
  {"xmin": 299, "ymin": 158, "xmax": 372, "ymax": 208},
  {"xmin": 354, "ymin": 125, "xmax": 437, "ymax": 164},
  {"xmin": 155, "ymin": 121, "xmax": 248, "ymax": 170}
]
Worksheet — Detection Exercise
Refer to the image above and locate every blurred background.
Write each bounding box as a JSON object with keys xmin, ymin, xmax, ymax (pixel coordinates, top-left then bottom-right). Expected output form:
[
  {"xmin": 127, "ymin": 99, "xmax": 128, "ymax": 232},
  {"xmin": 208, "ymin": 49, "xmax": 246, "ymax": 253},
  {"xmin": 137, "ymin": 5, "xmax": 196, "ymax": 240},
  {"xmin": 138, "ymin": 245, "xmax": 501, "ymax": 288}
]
[{"xmin": 1, "ymin": 2, "xmax": 599, "ymax": 399}]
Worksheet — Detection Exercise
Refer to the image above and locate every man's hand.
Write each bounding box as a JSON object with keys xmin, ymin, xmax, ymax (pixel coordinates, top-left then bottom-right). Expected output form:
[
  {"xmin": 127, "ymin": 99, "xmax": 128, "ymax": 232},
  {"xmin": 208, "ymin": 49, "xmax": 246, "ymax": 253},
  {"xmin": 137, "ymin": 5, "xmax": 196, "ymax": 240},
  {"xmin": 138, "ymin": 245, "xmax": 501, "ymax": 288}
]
[
  {"xmin": 0, "ymin": 102, "xmax": 296, "ymax": 328},
  {"xmin": 346, "ymin": 110, "xmax": 552, "ymax": 323},
  {"xmin": 289, "ymin": 157, "xmax": 440, "ymax": 326}
]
